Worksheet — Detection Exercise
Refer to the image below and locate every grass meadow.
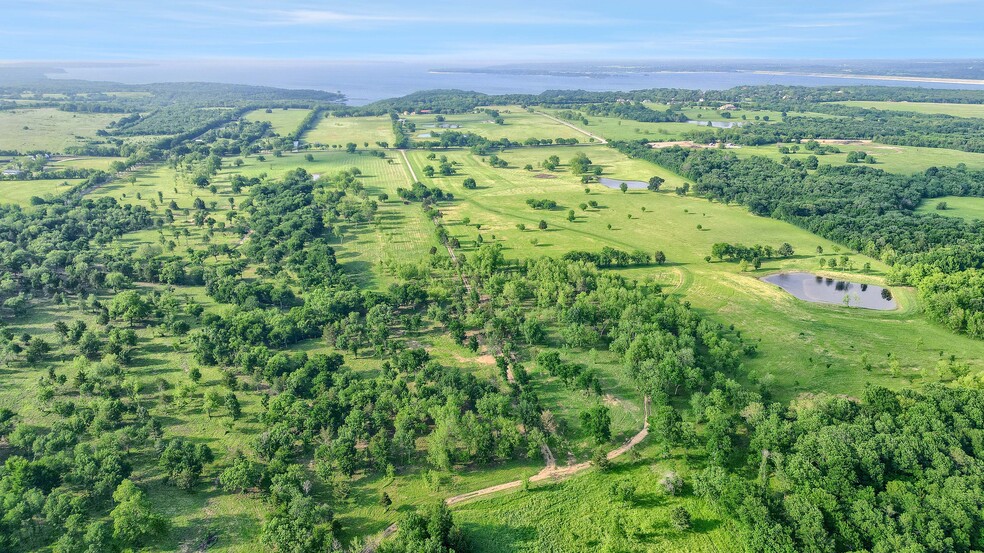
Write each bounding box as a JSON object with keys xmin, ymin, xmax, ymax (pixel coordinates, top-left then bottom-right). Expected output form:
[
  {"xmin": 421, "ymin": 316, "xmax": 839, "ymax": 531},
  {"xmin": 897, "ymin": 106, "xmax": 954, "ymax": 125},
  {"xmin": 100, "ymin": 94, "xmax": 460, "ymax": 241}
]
[
  {"xmin": 0, "ymin": 108, "xmax": 120, "ymax": 152},
  {"xmin": 243, "ymin": 107, "xmax": 312, "ymax": 136},
  {"xmin": 834, "ymin": 100, "xmax": 984, "ymax": 118},
  {"xmin": 730, "ymin": 142, "xmax": 984, "ymax": 174},
  {"xmin": 916, "ymin": 195, "xmax": 984, "ymax": 221},
  {"xmin": 406, "ymin": 144, "xmax": 984, "ymax": 401},
  {"xmin": 0, "ymin": 178, "xmax": 82, "ymax": 205},
  {"xmin": 305, "ymin": 115, "xmax": 395, "ymax": 146},
  {"xmin": 405, "ymin": 106, "xmax": 586, "ymax": 142}
]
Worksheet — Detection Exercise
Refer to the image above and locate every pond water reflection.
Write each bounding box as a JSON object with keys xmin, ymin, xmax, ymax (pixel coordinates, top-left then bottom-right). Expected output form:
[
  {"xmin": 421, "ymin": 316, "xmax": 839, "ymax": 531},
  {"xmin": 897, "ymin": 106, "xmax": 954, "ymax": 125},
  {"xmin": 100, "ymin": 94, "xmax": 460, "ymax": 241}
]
[{"xmin": 761, "ymin": 272, "xmax": 897, "ymax": 310}]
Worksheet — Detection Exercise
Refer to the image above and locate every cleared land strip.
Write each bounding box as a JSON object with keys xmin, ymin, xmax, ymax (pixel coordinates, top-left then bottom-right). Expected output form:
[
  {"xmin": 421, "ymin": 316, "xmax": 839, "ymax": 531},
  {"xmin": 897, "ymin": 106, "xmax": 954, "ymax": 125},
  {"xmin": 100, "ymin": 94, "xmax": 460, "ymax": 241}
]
[
  {"xmin": 535, "ymin": 111, "xmax": 608, "ymax": 144},
  {"xmin": 445, "ymin": 395, "xmax": 650, "ymax": 506},
  {"xmin": 398, "ymin": 149, "xmax": 418, "ymax": 182}
]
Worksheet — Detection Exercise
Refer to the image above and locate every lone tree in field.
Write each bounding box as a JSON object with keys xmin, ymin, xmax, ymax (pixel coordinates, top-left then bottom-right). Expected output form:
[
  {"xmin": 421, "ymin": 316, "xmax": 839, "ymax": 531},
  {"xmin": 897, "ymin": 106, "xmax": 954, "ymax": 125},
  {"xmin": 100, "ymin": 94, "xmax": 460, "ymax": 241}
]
[
  {"xmin": 648, "ymin": 176, "xmax": 665, "ymax": 191},
  {"xmin": 538, "ymin": 220, "xmax": 548, "ymax": 230},
  {"xmin": 670, "ymin": 506, "xmax": 692, "ymax": 530},
  {"xmin": 462, "ymin": 178, "xmax": 477, "ymax": 189},
  {"xmin": 654, "ymin": 251, "xmax": 666, "ymax": 265},
  {"xmin": 619, "ymin": 182, "xmax": 628, "ymax": 194},
  {"xmin": 778, "ymin": 242, "xmax": 795, "ymax": 257}
]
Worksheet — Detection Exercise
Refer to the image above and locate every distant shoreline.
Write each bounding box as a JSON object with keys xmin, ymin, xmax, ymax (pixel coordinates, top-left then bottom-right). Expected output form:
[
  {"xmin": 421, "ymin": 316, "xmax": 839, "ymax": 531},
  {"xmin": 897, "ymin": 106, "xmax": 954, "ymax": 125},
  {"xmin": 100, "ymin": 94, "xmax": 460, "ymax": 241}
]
[{"xmin": 749, "ymin": 70, "xmax": 984, "ymax": 86}]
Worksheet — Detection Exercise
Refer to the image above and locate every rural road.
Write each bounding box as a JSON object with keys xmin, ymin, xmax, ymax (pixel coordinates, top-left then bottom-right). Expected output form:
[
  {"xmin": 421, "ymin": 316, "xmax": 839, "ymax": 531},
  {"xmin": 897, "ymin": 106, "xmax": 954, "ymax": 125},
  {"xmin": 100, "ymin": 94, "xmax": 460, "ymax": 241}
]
[
  {"xmin": 445, "ymin": 395, "xmax": 650, "ymax": 506},
  {"xmin": 535, "ymin": 111, "xmax": 608, "ymax": 144},
  {"xmin": 398, "ymin": 149, "xmax": 418, "ymax": 182}
]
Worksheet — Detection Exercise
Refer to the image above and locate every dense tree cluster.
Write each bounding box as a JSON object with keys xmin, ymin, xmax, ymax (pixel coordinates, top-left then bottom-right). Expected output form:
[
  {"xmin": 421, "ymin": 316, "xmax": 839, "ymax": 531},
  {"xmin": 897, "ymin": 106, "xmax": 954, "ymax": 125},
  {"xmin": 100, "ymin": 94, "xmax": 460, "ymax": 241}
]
[{"xmin": 698, "ymin": 385, "xmax": 984, "ymax": 552}]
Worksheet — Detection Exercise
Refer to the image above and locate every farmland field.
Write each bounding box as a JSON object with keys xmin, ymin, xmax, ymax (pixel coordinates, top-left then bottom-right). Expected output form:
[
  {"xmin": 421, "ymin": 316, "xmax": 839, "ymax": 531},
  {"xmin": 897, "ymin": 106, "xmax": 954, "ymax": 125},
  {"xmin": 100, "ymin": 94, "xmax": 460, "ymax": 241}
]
[
  {"xmin": 834, "ymin": 100, "xmax": 984, "ymax": 118},
  {"xmin": 243, "ymin": 107, "xmax": 311, "ymax": 135},
  {"xmin": 305, "ymin": 114, "xmax": 394, "ymax": 146},
  {"xmin": 0, "ymin": 177, "xmax": 82, "ymax": 205},
  {"xmin": 404, "ymin": 144, "xmax": 984, "ymax": 400},
  {"xmin": 729, "ymin": 141, "xmax": 984, "ymax": 173},
  {"xmin": 4, "ymin": 73, "xmax": 984, "ymax": 553},
  {"xmin": 916, "ymin": 195, "xmax": 984, "ymax": 220},
  {"xmin": 0, "ymin": 108, "xmax": 120, "ymax": 152},
  {"xmin": 405, "ymin": 106, "xmax": 587, "ymax": 142}
]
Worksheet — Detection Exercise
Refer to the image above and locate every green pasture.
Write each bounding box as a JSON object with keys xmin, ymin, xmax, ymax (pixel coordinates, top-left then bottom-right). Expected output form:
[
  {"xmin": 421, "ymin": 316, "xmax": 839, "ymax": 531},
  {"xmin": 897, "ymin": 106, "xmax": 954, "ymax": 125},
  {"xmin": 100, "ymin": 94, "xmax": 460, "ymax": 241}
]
[
  {"xmin": 541, "ymin": 108, "xmax": 707, "ymax": 142},
  {"xmin": 406, "ymin": 106, "xmax": 586, "ymax": 142},
  {"xmin": 49, "ymin": 155, "xmax": 120, "ymax": 170},
  {"xmin": 730, "ymin": 142, "xmax": 984, "ymax": 174},
  {"xmin": 243, "ymin": 107, "xmax": 312, "ymax": 136},
  {"xmin": 0, "ymin": 177, "xmax": 82, "ymax": 205},
  {"xmin": 406, "ymin": 144, "xmax": 984, "ymax": 400},
  {"xmin": 916, "ymin": 195, "xmax": 984, "ymax": 221},
  {"xmin": 0, "ymin": 108, "xmax": 120, "ymax": 152},
  {"xmin": 305, "ymin": 115, "xmax": 394, "ymax": 146},
  {"xmin": 834, "ymin": 100, "xmax": 984, "ymax": 118}
]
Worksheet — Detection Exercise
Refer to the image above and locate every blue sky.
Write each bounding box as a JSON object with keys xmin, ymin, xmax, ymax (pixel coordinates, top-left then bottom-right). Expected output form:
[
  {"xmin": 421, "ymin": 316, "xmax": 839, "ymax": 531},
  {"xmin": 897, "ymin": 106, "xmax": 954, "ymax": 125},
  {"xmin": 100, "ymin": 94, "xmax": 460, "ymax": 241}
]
[{"xmin": 2, "ymin": 0, "xmax": 982, "ymax": 61}]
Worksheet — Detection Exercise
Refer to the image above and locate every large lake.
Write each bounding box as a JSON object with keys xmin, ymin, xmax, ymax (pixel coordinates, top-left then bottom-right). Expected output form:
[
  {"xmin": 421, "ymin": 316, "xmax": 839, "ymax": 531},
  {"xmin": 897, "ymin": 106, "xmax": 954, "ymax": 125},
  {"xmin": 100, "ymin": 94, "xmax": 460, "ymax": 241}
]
[
  {"xmin": 41, "ymin": 61, "xmax": 984, "ymax": 105},
  {"xmin": 762, "ymin": 272, "xmax": 897, "ymax": 310}
]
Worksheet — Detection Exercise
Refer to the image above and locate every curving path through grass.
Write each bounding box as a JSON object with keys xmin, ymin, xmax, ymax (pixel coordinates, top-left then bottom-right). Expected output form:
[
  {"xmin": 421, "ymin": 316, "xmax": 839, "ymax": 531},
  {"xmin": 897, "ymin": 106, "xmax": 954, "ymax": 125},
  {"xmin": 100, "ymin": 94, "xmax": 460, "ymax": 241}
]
[{"xmin": 445, "ymin": 395, "xmax": 650, "ymax": 506}]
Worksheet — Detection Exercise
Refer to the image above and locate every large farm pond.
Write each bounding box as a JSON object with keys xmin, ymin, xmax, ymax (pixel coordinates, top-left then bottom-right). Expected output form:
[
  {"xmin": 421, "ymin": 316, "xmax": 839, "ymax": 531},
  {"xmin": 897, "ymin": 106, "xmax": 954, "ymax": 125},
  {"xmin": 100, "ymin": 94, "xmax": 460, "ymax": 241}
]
[
  {"xmin": 598, "ymin": 177, "xmax": 648, "ymax": 189},
  {"xmin": 761, "ymin": 272, "xmax": 897, "ymax": 310}
]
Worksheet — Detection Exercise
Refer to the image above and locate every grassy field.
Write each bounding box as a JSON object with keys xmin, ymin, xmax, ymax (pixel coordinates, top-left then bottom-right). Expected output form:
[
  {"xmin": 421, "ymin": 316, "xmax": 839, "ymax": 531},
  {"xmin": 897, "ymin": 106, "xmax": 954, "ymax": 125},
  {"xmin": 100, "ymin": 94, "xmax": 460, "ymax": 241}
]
[
  {"xmin": 834, "ymin": 100, "xmax": 984, "ymax": 118},
  {"xmin": 406, "ymin": 106, "xmax": 586, "ymax": 142},
  {"xmin": 541, "ymin": 108, "xmax": 700, "ymax": 142},
  {"xmin": 49, "ymin": 155, "xmax": 120, "ymax": 170},
  {"xmin": 0, "ymin": 108, "xmax": 120, "ymax": 152},
  {"xmin": 305, "ymin": 115, "xmax": 394, "ymax": 146},
  {"xmin": 730, "ymin": 141, "xmax": 984, "ymax": 174},
  {"xmin": 11, "ymin": 113, "xmax": 984, "ymax": 551},
  {"xmin": 916, "ymin": 195, "xmax": 984, "ymax": 221},
  {"xmin": 539, "ymin": 106, "xmax": 839, "ymax": 144},
  {"xmin": 405, "ymin": 144, "xmax": 984, "ymax": 400},
  {"xmin": 454, "ymin": 442, "xmax": 742, "ymax": 553},
  {"xmin": 243, "ymin": 107, "xmax": 311, "ymax": 136},
  {"xmin": 0, "ymin": 177, "xmax": 82, "ymax": 205}
]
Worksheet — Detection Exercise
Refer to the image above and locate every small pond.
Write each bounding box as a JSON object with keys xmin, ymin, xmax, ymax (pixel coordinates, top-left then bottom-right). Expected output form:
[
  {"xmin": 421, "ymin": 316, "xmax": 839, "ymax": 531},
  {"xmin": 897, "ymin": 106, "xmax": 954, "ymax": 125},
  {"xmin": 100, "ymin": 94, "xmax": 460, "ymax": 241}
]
[
  {"xmin": 598, "ymin": 177, "xmax": 648, "ymax": 190},
  {"xmin": 761, "ymin": 272, "xmax": 897, "ymax": 310},
  {"xmin": 687, "ymin": 120, "xmax": 743, "ymax": 129}
]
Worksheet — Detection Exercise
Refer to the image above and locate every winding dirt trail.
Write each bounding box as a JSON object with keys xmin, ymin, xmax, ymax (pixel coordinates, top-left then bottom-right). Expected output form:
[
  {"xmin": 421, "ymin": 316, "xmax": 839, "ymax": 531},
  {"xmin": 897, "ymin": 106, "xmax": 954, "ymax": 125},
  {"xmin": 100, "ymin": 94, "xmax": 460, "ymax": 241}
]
[
  {"xmin": 445, "ymin": 395, "xmax": 650, "ymax": 506},
  {"xmin": 534, "ymin": 111, "xmax": 608, "ymax": 144}
]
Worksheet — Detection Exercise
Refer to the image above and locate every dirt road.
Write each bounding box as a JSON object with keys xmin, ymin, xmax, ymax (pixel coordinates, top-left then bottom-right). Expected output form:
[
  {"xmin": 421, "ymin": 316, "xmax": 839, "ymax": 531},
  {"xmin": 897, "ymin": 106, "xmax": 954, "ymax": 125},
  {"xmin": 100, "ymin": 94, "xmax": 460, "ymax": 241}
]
[
  {"xmin": 535, "ymin": 111, "xmax": 608, "ymax": 144},
  {"xmin": 445, "ymin": 395, "xmax": 650, "ymax": 506}
]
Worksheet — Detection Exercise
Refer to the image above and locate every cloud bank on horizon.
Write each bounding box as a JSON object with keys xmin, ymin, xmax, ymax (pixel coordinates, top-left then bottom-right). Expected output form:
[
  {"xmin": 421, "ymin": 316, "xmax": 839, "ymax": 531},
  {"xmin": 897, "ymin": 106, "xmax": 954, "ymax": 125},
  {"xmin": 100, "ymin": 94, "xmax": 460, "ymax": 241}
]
[{"xmin": 1, "ymin": 0, "xmax": 981, "ymax": 61}]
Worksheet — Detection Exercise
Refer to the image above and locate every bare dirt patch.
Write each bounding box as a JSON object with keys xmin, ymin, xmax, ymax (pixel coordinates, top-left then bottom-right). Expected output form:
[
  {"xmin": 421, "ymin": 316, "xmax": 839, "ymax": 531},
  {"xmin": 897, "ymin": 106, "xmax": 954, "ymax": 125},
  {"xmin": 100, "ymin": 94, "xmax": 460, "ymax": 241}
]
[
  {"xmin": 453, "ymin": 353, "xmax": 496, "ymax": 366},
  {"xmin": 815, "ymin": 139, "xmax": 872, "ymax": 145},
  {"xmin": 534, "ymin": 173, "xmax": 557, "ymax": 179}
]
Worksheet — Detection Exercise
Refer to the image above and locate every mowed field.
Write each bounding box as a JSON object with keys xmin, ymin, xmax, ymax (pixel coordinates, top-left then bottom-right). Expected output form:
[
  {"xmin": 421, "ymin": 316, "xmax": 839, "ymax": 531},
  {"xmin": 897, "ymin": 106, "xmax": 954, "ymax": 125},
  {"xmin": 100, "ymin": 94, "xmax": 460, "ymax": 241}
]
[
  {"xmin": 730, "ymin": 141, "xmax": 984, "ymax": 174},
  {"xmin": 406, "ymin": 106, "xmax": 587, "ymax": 142},
  {"xmin": 305, "ymin": 114, "xmax": 394, "ymax": 146},
  {"xmin": 405, "ymin": 144, "xmax": 984, "ymax": 400},
  {"xmin": 834, "ymin": 100, "xmax": 984, "ymax": 118},
  {"xmin": 0, "ymin": 178, "xmax": 82, "ymax": 205},
  {"xmin": 243, "ymin": 107, "xmax": 311, "ymax": 135},
  {"xmin": 541, "ymin": 107, "xmax": 839, "ymax": 143},
  {"xmin": 916, "ymin": 195, "xmax": 984, "ymax": 221},
  {"xmin": 0, "ymin": 108, "xmax": 120, "ymax": 152}
]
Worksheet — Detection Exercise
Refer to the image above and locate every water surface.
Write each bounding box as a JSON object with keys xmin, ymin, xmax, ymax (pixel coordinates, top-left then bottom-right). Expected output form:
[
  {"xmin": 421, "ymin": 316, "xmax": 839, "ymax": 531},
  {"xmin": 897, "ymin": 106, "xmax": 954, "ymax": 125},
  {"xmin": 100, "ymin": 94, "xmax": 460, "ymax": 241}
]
[
  {"xmin": 762, "ymin": 272, "xmax": 896, "ymax": 310},
  {"xmin": 598, "ymin": 177, "xmax": 648, "ymax": 189}
]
